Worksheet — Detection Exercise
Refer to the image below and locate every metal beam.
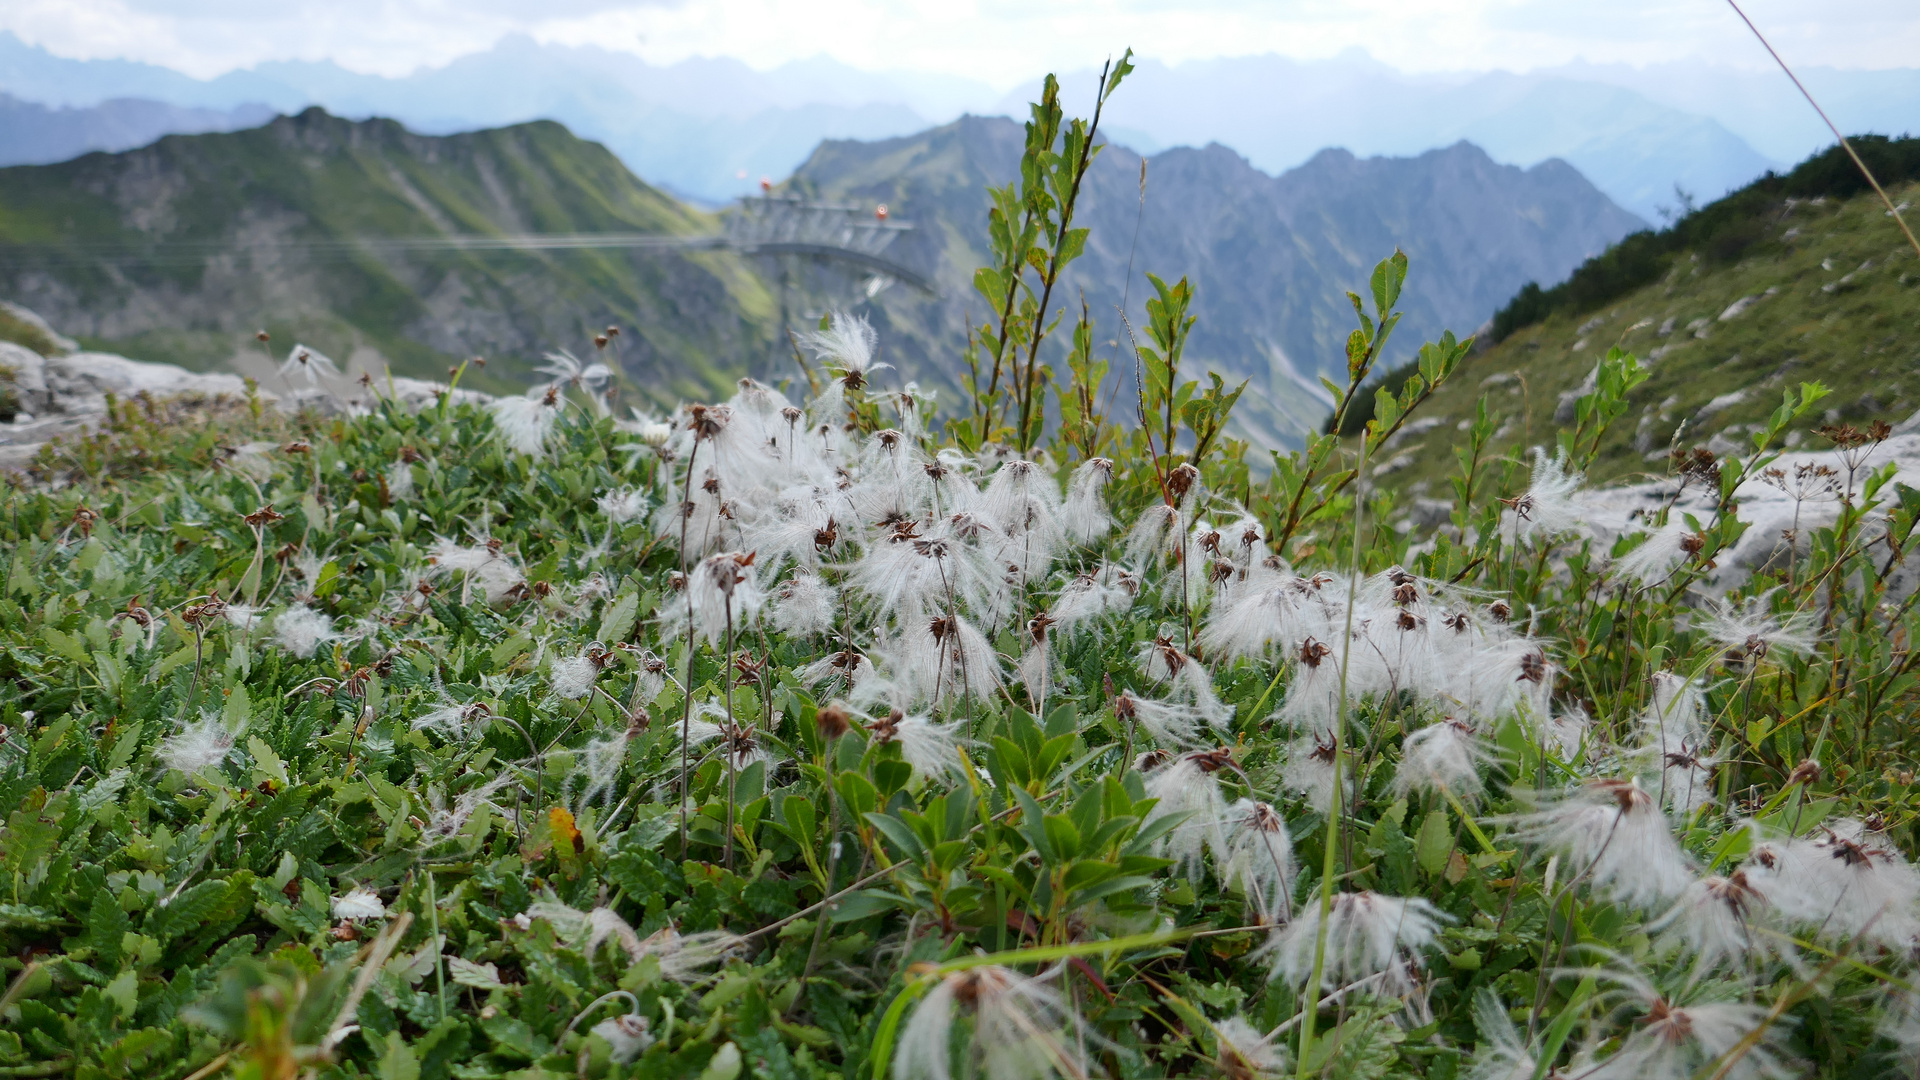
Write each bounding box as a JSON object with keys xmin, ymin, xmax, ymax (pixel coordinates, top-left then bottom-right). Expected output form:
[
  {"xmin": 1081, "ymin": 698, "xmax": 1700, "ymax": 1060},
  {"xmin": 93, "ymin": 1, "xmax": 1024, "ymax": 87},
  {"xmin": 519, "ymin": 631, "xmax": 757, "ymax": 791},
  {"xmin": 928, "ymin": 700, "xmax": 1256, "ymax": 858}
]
[{"xmin": 0, "ymin": 197, "xmax": 935, "ymax": 292}]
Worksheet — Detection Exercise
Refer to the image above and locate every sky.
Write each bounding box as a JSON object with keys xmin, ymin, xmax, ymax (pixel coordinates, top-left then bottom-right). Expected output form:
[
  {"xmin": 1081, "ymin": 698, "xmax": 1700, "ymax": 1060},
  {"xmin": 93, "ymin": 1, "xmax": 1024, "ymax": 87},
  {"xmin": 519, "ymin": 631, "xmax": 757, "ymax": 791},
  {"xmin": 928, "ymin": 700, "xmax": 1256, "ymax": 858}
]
[{"xmin": 1, "ymin": 0, "xmax": 1916, "ymax": 85}]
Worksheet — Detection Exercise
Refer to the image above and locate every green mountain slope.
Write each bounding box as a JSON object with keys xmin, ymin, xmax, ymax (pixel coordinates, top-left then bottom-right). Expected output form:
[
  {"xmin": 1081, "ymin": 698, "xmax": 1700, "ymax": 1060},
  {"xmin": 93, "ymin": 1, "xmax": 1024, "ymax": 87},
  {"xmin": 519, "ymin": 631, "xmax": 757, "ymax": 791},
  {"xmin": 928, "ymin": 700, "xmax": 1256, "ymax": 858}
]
[
  {"xmin": 0, "ymin": 107, "xmax": 773, "ymax": 400},
  {"xmin": 1365, "ymin": 156, "xmax": 1920, "ymax": 501}
]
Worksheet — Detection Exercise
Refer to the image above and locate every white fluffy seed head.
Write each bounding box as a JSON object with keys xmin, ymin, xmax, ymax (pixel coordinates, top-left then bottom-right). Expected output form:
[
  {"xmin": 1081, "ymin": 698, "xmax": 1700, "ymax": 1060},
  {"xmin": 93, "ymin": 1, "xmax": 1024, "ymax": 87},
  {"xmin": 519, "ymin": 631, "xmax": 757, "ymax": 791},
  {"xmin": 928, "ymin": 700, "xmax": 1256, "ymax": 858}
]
[
  {"xmin": 1059, "ymin": 458, "xmax": 1115, "ymax": 545},
  {"xmin": 1396, "ymin": 720, "xmax": 1493, "ymax": 801},
  {"xmin": 272, "ymin": 605, "xmax": 335, "ymax": 659},
  {"xmin": 590, "ymin": 1015, "xmax": 652, "ymax": 1064},
  {"xmin": 550, "ymin": 654, "xmax": 599, "ymax": 700},
  {"xmin": 1512, "ymin": 779, "xmax": 1693, "ymax": 909},
  {"xmin": 1696, "ymin": 590, "xmax": 1819, "ymax": 662},
  {"xmin": 490, "ymin": 392, "xmax": 560, "ymax": 456},
  {"xmin": 1259, "ymin": 891, "xmax": 1448, "ymax": 991},
  {"xmin": 1579, "ymin": 999, "xmax": 1792, "ymax": 1080},
  {"xmin": 1742, "ymin": 820, "xmax": 1920, "ymax": 949},
  {"xmin": 385, "ymin": 460, "xmax": 415, "ymax": 501},
  {"xmin": 1214, "ymin": 1015, "xmax": 1287, "ymax": 1077},
  {"xmin": 1279, "ymin": 733, "xmax": 1344, "ymax": 811},
  {"xmin": 1221, "ymin": 799, "xmax": 1297, "ymax": 924},
  {"xmin": 1647, "ymin": 871, "xmax": 1774, "ymax": 972},
  {"xmin": 893, "ymin": 965, "xmax": 1081, "ymax": 1080},
  {"xmin": 597, "ymin": 487, "xmax": 648, "ymax": 524},
  {"xmin": 160, "ymin": 712, "xmax": 240, "ymax": 775},
  {"xmin": 330, "ymin": 886, "xmax": 387, "ymax": 921},
  {"xmin": 1143, "ymin": 751, "xmax": 1234, "ymax": 880},
  {"xmin": 770, "ymin": 572, "xmax": 837, "ymax": 637},
  {"xmin": 1612, "ymin": 521, "xmax": 1698, "ymax": 588},
  {"xmin": 685, "ymin": 552, "xmax": 764, "ymax": 646},
  {"xmin": 1502, "ymin": 446, "xmax": 1588, "ymax": 543}
]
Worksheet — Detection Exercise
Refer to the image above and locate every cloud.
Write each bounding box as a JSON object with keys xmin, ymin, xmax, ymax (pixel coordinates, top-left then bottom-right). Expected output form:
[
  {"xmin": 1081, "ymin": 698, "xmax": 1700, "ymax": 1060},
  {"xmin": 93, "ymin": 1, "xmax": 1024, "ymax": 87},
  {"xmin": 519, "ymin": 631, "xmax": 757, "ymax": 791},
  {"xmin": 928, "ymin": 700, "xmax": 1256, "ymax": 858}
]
[
  {"xmin": 2, "ymin": 0, "xmax": 1916, "ymax": 84},
  {"xmin": 2, "ymin": 0, "xmax": 674, "ymax": 78}
]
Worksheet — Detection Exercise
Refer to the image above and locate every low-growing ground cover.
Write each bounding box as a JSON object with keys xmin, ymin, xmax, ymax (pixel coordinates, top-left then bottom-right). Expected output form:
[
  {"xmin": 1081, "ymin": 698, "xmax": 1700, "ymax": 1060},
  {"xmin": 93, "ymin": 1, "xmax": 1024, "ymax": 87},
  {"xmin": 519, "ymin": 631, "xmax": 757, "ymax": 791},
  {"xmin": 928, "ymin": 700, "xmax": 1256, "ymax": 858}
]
[{"xmin": 6, "ymin": 69, "xmax": 1920, "ymax": 1080}]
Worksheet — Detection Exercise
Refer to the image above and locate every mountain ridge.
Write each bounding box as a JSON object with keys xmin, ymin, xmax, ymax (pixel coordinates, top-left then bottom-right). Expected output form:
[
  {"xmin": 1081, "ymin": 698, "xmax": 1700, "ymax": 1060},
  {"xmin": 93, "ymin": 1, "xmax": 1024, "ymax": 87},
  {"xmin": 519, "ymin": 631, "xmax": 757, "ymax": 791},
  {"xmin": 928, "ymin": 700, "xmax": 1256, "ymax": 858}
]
[
  {"xmin": 0, "ymin": 107, "xmax": 774, "ymax": 401},
  {"xmin": 9, "ymin": 33, "xmax": 1909, "ymax": 217},
  {"xmin": 790, "ymin": 116, "xmax": 1643, "ymax": 445},
  {"xmin": 0, "ymin": 93, "xmax": 273, "ymax": 167},
  {"xmin": 0, "ymin": 108, "xmax": 1642, "ymax": 443}
]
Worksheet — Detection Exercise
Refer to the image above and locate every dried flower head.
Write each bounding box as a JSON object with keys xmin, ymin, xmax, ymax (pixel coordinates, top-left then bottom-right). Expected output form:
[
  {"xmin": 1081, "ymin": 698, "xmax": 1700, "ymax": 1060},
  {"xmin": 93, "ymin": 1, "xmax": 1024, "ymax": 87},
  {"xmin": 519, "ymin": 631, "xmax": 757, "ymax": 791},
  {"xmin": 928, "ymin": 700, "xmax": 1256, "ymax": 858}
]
[
  {"xmin": 1259, "ymin": 891, "xmax": 1447, "ymax": 991},
  {"xmin": 893, "ymin": 964, "xmax": 1084, "ymax": 1080}
]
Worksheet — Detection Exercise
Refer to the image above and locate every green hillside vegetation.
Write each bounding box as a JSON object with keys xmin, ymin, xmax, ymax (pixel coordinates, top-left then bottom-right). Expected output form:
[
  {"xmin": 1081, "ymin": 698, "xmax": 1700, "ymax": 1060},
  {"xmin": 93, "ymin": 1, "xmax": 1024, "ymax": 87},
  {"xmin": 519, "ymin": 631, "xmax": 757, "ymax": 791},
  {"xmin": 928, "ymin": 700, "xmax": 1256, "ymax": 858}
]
[
  {"xmin": 0, "ymin": 306, "xmax": 63, "ymax": 355},
  {"xmin": 1489, "ymin": 136, "xmax": 1920, "ymax": 342},
  {"xmin": 0, "ymin": 109, "xmax": 774, "ymax": 400},
  {"xmin": 1359, "ymin": 169, "xmax": 1920, "ymax": 500}
]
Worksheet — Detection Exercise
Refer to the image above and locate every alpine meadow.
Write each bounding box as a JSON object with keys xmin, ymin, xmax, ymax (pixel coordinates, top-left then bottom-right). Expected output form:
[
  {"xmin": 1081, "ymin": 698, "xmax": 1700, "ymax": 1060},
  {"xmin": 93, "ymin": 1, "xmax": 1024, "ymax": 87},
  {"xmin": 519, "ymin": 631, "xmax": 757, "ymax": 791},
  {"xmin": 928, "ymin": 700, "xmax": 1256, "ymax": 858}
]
[{"xmin": 12, "ymin": 54, "xmax": 1920, "ymax": 1080}]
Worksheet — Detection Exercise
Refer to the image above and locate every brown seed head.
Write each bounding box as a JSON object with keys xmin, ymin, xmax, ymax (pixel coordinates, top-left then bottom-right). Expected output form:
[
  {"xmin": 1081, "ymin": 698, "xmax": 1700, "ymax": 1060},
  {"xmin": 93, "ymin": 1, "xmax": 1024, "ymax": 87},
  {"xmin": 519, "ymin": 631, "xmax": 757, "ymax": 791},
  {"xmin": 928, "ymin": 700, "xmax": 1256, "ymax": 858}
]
[
  {"xmin": 868, "ymin": 708, "xmax": 903, "ymax": 744},
  {"xmin": 182, "ymin": 598, "xmax": 228, "ymax": 627},
  {"xmin": 244, "ymin": 504, "xmax": 285, "ymax": 527},
  {"xmin": 1787, "ymin": 759, "xmax": 1821, "ymax": 787},
  {"xmin": 1643, "ymin": 998, "xmax": 1692, "ymax": 1043},
  {"xmin": 1309, "ymin": 734, "xmax": 1338, "ymax": 765},
  {"xmin": 1517, "ymin": 649, "xmax": 1548, "ymax": 684},
  {"xmin": 1166, "ymin": 462, "xmax": 1201, "ymax": 501},
  {"xmin": 1298, "ymin": 637, "xmax": 1332, "ymax": 668},
  {"xmin": 1153, "ymin": 635, "xmax": 1187, "ymax": 675},
  {"xmin": 1703, "ymin": 871, "xmax": 1764, "ymax": 920},
  {"xmin": 815, "ymin": 704, "xmax": 852, "ymax": 741},
  {"xmin": 1591, "ymin": 777, "xmax": 1654, "ymax": 814},
  {"xmin": 1135, "ymin": 748, "xmax": 1173, "ymax": 772}
]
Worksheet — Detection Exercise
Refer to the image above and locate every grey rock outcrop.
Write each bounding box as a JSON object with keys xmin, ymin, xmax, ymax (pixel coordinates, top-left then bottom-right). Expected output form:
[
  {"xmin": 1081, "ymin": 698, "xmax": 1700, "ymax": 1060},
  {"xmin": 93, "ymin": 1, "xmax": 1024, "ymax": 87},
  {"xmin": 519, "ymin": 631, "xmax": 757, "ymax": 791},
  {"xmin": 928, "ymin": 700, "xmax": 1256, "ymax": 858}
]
[{"xmin": 0, "ymin": 319, "xmax": 491, "ymax": 475}]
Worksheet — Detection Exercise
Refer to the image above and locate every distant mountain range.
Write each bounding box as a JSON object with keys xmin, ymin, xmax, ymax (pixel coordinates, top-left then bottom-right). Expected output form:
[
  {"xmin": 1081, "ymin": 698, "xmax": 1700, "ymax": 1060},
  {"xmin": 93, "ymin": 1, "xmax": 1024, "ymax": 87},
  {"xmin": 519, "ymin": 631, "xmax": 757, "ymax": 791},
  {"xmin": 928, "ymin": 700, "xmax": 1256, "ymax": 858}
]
[
  {"xmin": 790, "ymin": 118, "xmax": 1643, "ymax": 445},
  {"xmin": 1016, "ymin": 57, "xmax": 1774, "ymax": 225},
  {"xmin": 3, "ymin": 32, "xmax": 1916, "ymax": 219},
  {"xmin": 0, "ymin": 109, "xmax": 773, "ymax": 402},
  {"xmin": 0, "ymin": 93, "xmax": 273, "ymax": 166},
  {"xmin": 0, "ymin": 107, "xmax": 1642, "ymax": 445}
]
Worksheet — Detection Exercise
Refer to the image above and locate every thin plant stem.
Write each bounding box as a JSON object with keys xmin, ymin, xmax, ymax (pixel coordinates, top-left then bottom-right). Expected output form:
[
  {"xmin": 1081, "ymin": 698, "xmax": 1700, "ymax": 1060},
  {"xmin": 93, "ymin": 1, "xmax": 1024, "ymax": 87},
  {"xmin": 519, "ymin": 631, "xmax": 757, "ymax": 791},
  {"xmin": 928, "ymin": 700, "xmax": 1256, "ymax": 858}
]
[
  {"xmin": 425, "ymin": 868, "xmax": 446, "ymax": 1023},
  {"xmin": 1724, "ymin": 0, "xmax": 1920, "ymax": 262},
  {"xmin": 182, "ymin": 624, "xmax": 206, "ymax": 720},
  {"xmin": 677, "ymin": 438, "xmax": 702, "ymax": 853},
  {"xmin": 723, "ymin": 597, "xmax": 737, "ymax": 870},
  {"xmin": 799, "ymin": 743, "xmax": 842, "ymax": 997},
  {"xmin": 1297, "ymin": 429, "xmax": 1372, "ymax": 1076}
]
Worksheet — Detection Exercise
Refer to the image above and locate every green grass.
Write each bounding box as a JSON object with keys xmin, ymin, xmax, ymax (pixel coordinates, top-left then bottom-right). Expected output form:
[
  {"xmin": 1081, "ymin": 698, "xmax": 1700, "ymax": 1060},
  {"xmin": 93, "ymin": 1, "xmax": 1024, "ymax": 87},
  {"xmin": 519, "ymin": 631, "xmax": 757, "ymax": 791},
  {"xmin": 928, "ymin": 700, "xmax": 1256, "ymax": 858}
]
[
  {"xmin": 1366, "ymin": 178, "xmax": 1920, "ymax": 498},
  {"xmin": 0, "ymin": 306, "xmax": 61, "ymax": 356}
]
